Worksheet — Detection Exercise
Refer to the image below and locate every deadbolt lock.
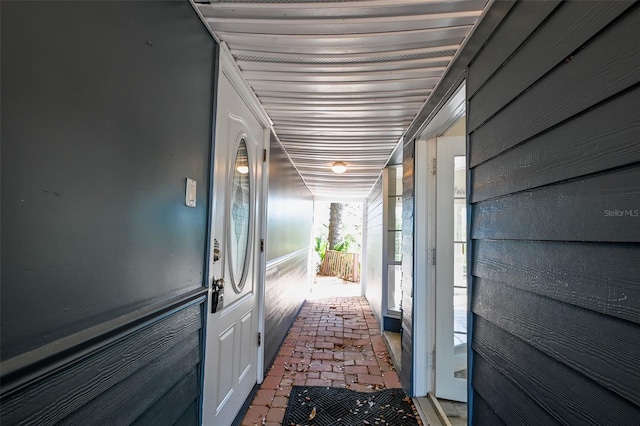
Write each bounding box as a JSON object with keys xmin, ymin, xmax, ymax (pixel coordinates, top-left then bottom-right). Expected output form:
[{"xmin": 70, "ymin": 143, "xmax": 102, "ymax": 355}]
[{"xmin": 213, "ymin": 239, "xmax": 220, "ymax": 262}]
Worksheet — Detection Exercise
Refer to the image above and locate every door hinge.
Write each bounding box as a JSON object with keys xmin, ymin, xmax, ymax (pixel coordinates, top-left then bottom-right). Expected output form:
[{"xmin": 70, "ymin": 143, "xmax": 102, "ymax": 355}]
[
  {"xmin": 257, "ymin": 332, "xmax": 262, "ymax": 347},
  {"xmin": 431, "ymin": 158, "xmax": 437, "ymax": 175},
  {"xmin": 263, "ymin": 149, "xmax": 267, "ymax": 162},
  {"xmin": 431, "ymin": 248, "xmax": 436, "ymax": 265},
  {"xmin": 260, "ymin": 239, "xmax": 264, "ymax": 252}
]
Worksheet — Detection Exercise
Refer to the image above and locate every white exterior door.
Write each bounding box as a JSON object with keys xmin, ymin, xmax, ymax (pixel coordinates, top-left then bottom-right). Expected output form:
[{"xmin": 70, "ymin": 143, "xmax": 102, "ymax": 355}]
[
  {"xmin": 435, "ymin": 136, "xmax": 467, "ymax": 402},
  {"xmin": 202, "ymin": 70, "xmax": 266, "ymax": 425}
]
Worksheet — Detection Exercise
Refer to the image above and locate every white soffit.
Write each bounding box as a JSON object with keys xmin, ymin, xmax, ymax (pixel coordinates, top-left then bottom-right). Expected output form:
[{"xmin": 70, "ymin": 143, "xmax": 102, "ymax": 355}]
[{"xmin": 196, "ymin": 0, "xmax": 487, "ymax": 199}]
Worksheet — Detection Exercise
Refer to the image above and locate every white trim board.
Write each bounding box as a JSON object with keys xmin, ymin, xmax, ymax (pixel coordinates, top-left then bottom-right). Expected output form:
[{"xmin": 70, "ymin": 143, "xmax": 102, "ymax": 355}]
[
  {"xmin": 219, "ymin": 42, "xmax": 272, "ymax": 130},
  {"xmin": 412, "ymin": 82, "xmax": 466, "ymax": 397}
]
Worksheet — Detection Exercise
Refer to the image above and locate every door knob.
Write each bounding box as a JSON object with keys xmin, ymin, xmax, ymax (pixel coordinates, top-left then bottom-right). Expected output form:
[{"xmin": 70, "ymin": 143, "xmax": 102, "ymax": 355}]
[
  {"xmin": 214, "ymin": 277, "xmax": 225, "ymax": 290},
  {"xmin": 211, "ymin": 277, "xmax": 225, "ymax": 313}
]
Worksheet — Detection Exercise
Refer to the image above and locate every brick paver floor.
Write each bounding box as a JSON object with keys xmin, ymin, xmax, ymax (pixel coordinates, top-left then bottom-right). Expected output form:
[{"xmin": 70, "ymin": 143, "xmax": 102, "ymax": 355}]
[{"xmin": 241, "ymin": 296, "xmax": 407, "ymax": 426}]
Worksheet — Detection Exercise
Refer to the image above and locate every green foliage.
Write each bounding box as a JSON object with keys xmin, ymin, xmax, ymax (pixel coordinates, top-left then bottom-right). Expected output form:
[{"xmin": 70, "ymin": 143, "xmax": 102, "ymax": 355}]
[
  {"xmin": 315, "ymin": 236, "xmax": 328, "ymax": 261},
  {"xmin": 333, "ymin": 234, "xmax": 358, "ymax": 252}
]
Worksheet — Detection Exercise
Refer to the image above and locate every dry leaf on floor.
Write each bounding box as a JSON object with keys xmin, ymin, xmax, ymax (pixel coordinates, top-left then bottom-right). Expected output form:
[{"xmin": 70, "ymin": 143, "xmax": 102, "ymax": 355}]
[{"xmin": 308, "ymin": 406, "xmax": 317, "ymax": 420}]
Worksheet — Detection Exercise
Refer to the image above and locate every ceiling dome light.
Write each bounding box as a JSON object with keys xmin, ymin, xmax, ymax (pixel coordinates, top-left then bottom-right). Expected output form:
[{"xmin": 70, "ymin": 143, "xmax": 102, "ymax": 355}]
[
  {"xmin": 331, "ymin": 162, "xmax": 347, "ymax": 174},
  {"xmin": 236, "ymin": 165, "xmax": 249, "ymax": 174}
]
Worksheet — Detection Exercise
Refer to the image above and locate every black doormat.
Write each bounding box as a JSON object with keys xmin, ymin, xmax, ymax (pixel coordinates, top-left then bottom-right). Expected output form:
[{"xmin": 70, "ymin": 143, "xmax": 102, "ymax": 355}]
[{"xmin": 282, "ymin": 386, "xmax": 420, "ymax": 426}]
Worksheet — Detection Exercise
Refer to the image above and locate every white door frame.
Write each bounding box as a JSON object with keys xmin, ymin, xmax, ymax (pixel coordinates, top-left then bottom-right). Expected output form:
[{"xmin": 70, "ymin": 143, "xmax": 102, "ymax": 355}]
[
  {"xmin": 413, "ymin": 136, "xmax": 435, "ymax": 396},
  {"xmin": 413, "ymin": 83, "xmax": 466, "ymax": 397},
  {"xmin": 434, "ymin": 135, "xmax": 467, "ymax": 402}
]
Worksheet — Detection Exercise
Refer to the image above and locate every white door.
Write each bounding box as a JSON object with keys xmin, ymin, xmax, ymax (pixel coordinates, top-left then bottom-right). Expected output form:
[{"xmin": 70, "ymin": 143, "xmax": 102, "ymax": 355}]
[
  {"xmin": 435, "ymin": 136, "xmax": 467, "ymax": 402},
  {"xmin": 202, "ymin": 72, "xmax": 265, "ymax": 425}
]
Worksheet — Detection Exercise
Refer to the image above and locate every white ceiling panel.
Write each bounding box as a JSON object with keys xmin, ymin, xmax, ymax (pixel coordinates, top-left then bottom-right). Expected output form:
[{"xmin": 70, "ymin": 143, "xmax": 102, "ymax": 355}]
[{"xmin": 196, "ymin": 0, "xmax": 487, "ymax": 199}]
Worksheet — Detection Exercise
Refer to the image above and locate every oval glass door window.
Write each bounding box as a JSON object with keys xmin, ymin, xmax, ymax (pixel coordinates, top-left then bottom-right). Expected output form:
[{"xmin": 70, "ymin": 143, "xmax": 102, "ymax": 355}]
[{"xmin": 229, "ymin": 138, "xmax": 251, "ymax": 293}]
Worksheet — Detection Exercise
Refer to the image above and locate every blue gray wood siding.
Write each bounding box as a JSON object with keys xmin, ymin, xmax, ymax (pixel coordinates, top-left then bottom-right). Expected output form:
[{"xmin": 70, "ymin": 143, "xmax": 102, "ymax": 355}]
[
  {"xmin": 1, "ymin": 298, "xmax": 206, "ymax": 426},
  {"xmin": 1, "ymin": 1, "xmax": 215, "ymax": 424},
  {"xmin": 467, "ymin": 1, "xmax": 640, "ymax": 424},
  {"xmin": 264, "ymin": 134, "xmax": 314, "ymax": 367},
  {"xmin": 363, "ymin": 176, "xmax": 384, "ymax": 325}
]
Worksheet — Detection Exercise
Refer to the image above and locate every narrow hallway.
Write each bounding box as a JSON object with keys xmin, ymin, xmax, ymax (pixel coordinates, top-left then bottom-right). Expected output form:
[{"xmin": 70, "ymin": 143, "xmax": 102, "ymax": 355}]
[{"xmin": 241, "ymin": 295, "xmax": 421, "ymax": 425}]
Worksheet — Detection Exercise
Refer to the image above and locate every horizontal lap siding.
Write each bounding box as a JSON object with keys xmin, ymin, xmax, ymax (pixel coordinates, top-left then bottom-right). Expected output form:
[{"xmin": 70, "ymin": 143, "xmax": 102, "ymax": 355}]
[
  {"xmin": 468, "ymin": 1, "xmax": 640, "ymax": 424},
  {"xmin": 474, "ymin": 313, "xmax": 637, "ymax": 422},
  {"xmin": 364, "ymin": 178, "xmax": 384, "ymax": 326},
  {"xmin": 470, "ymin": 87, "xmax": 640, "ymax": 202},
  {"xmin": 471, "ymin": 392, "xmax": 506, "ymax": 426},
  {"xmin": 472, "ymin": 351, "xmax": 560, "ymax": 426},
  {"xmin": 132, "ymin": 366, "xmax": 200, "ymax": 426},
  {"xmin": 1, "ymin": 302, "xmax": 204, "ymax": 426},
  {"xmin": 468, "ymin": 0, "xmax": 635, "ymax": 132},
  {"xmin": 174, "ymin": 401, "xmax": 199, "ymax": 426},
  {"xmin": 473, "ymin": 280, "xmax": 640, "ymax": 407},
  {"xmin": 471, "ymin": 165, "xmax": 640, "ymax": 242},
  {"xmin": 473, "ymin": 240, "xmax": 640, "ymax": 324},
  {"xmin": 466, "ymin": 0, "xmax": 562, "ymax": 97},
  {"xmin": 264, "ymin": 251, "xmax": 311, "ymax": 367},
  {"xmin": 264, "ymin": 134, "xmax": 314, "ymax": 368},
  {"xmin": 469, "ymin": 2, "xmax": 640, "ymax": 167}
]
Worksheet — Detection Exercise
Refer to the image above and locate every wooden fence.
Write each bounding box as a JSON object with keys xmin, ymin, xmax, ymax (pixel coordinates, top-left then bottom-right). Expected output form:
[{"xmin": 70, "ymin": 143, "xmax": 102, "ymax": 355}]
[{"xmin": 319, "ymin": 250, "xmax": 360, "ymax": 282}]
